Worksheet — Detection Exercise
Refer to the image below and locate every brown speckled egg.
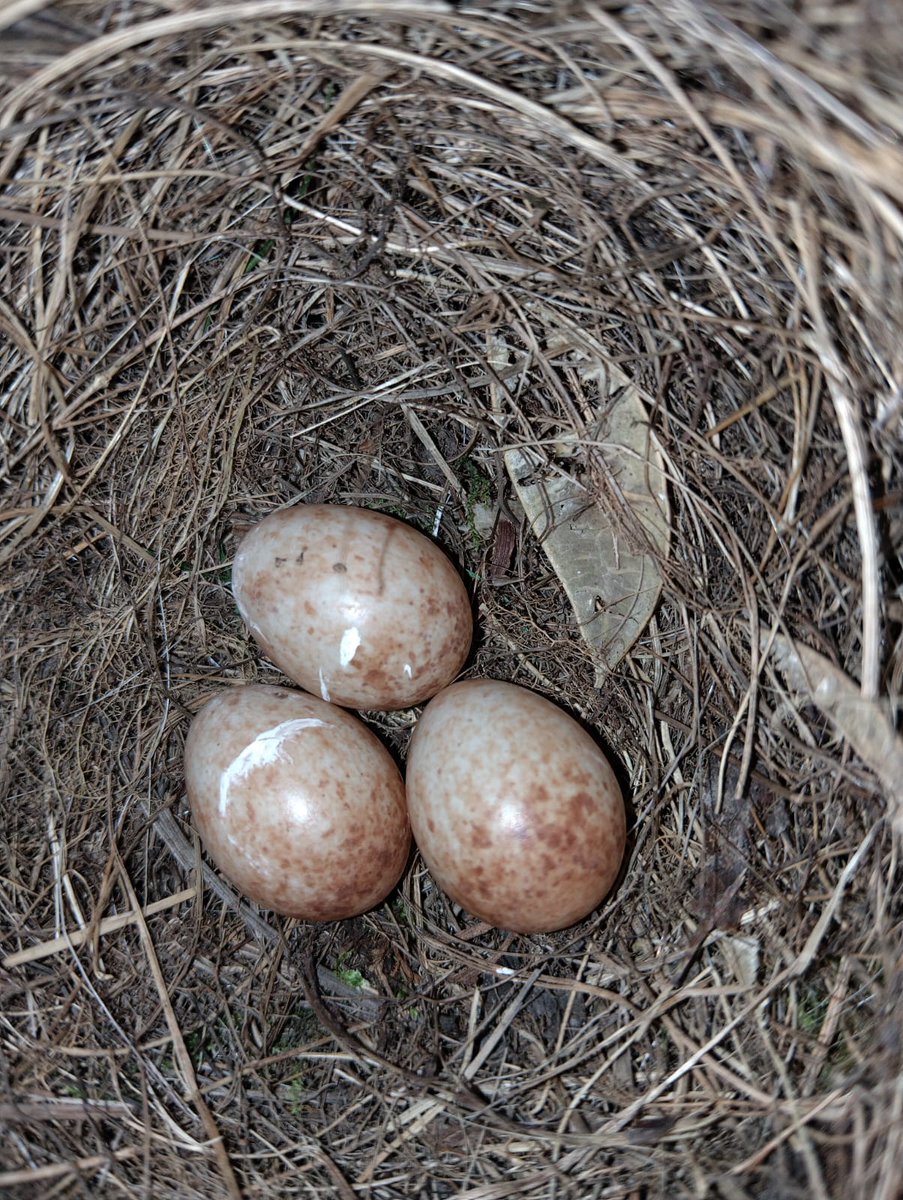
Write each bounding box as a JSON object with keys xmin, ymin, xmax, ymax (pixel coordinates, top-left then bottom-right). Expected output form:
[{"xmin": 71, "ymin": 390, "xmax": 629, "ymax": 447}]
[
  {"xmin": 184, "ymin": 684, "xmax": 410, "ymax": 919},
  {"xmin": 232, "ymin": 504, "xmax": 472, "ymax": 710},
  {"xmin": 406, "ymin": 680, "xmax": 626, "ymax": 933}
]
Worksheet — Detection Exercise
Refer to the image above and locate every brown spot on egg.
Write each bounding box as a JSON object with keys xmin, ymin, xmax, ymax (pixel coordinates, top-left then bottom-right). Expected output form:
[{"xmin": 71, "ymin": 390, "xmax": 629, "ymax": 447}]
[
  {"xmin": 570, "ymin": 790, "xmax": 595, "ymax": 818},
  {"xmin": 470, "ymin": 826, "xmax": 491, "ymax": 849},
  {"xmin": 542, "ymin": 825, "xmax": 567, "ymax": 851}
]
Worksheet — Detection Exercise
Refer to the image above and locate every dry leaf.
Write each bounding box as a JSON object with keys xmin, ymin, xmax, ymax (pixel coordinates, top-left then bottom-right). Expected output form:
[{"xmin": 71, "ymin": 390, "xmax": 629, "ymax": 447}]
[
  {"xmin": 763, "ymin": 629, "xmax": 903, "ymax": 836},
  {"xmin": 695, "ymin": 757, "xmax": 750, "ymax": 932},
  {"xmin": 489, "ymin": 327, "xmax": 669, "ymax": 683},
  {"xmin": 719, "ymin": 934, "xmax": 760, "ymax": 987}
]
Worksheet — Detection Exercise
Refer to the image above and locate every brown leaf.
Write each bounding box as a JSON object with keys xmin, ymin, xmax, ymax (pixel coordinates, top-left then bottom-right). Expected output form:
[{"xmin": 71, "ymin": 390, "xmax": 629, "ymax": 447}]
[
  {"xmin": 488, "ymin": 321, "xmax": 669, "ymax": 683},
  {"xmin": 764, "ymin": 628, "xmax": 903, "ymax": 836},
  {"xmin": 695, "ymin": 757, "xmax": 751, "ymax": 933}
]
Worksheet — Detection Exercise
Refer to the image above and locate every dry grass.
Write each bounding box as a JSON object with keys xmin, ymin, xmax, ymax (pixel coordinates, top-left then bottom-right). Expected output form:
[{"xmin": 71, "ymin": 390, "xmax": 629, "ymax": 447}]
[{"xmin": 2, "ymin": 1, "xmax": 903, "ymax": 1196}]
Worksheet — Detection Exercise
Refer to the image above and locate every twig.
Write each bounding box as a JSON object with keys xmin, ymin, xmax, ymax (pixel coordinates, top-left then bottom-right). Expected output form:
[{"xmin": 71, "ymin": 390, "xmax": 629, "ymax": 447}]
[
  {"xmin": 792, "ymin": 204, "xmax": 882, "ymax": 699},
  {"xmin": 115, "ymin": 854, "xmax": 244, "ymax": 1200},
  {"xmin": 0, "ymin": 1147, "xmax": 140, "ymax": 1189},
  {"xmin": 3, "ymin": 888, "xmax": 196, "ymax": 968}
]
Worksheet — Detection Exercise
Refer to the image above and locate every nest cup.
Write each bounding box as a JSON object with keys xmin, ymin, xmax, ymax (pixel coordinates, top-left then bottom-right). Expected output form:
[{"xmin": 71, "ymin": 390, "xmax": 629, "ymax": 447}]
[{"xmin": 2, "ymin": 3, "xmax": 903, "ymax": 1197}]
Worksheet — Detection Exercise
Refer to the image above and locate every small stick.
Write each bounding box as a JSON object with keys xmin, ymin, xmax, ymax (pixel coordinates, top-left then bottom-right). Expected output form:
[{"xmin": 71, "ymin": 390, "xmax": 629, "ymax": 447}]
[
  {"xmin": 3, "ymin": 888, "xmax": 196, "ymax": 969},
  {"xmin": 116, "ymin": 856, "xmax": 243, "ymax": 1200},
  {"xmin": 0, "ymin": 1147, "xmax": 140, "ymax": 1189}
]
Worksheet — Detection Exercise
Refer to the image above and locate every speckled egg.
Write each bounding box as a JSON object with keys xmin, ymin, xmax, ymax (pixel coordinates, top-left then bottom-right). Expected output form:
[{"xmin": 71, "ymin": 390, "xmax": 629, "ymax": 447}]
[
  {"xmin": 232, "ymin": 504, "xmax": 472, "ymax": 710},
  {"xmin": 184, "ymin": 684, "xmax": 410, "ymax": 919},
  {"xmin": 406, "ymin": 680, "xmax": 626, "ymax": 933}
]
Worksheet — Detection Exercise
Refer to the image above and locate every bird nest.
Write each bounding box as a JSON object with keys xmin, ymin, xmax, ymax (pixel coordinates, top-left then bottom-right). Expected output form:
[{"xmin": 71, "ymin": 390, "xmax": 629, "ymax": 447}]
[{"xmin": 2, "ymin": 3, "xmax": 903, "ymax": 1197}]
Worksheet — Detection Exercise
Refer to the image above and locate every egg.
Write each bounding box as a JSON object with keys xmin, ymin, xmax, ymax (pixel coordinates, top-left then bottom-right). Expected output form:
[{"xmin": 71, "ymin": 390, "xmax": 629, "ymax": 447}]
[
  {"xmin": 405, "ymin": 680, "xmax": 626, "ymax": 933},
  {"xmin": 232, "ymin": 504, "xmax": 472, "ymax": 710},
  {"xmin": 184, "ymin": 684, "xmax": 410, "ymax": 920}
]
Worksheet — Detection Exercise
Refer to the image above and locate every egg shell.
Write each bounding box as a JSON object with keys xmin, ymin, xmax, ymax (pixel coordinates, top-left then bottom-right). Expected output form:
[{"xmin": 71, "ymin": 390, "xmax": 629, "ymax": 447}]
[
  {"xmin": 232, "ymin": 504, "xmax": 472, "ymax": 710},
  {"xmin": 184, "ymin": 684, "xmax": 410, "ymax": 920},
  {"xmin": 406, "ymin": 680, "xmax": 626, "ymax": 934}
]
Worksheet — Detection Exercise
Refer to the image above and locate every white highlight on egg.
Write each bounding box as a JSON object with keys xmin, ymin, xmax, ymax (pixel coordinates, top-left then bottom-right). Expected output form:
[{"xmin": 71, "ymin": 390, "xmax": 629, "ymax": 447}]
[
  {"xmin": 319, "ymin": 668, "xmax": 331, "ymax": 702},
  {"xmin": 403, "ymin": 663, "xmax": 413, "ymax": 679},
  {"xmin": 339, "ymin": 626, "xmax": 361, "ymax": 668},
  {"xmin": 219, "ymin": 718, "xmax": 326, "ymax": 815},
  {"xmin": 497, "ymin": 798, "xmax": 528, "ymax": 836}
]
